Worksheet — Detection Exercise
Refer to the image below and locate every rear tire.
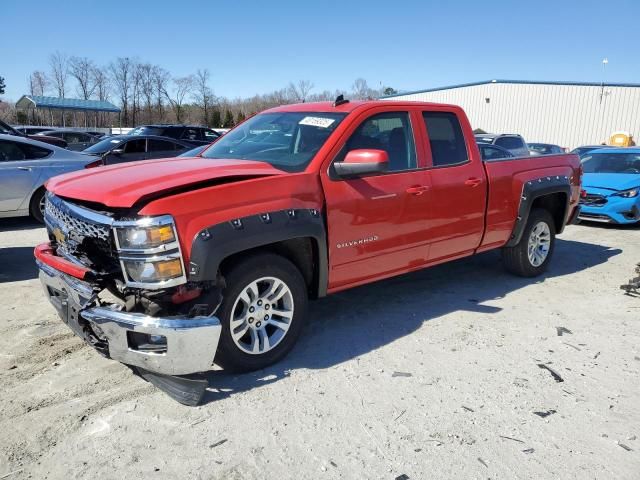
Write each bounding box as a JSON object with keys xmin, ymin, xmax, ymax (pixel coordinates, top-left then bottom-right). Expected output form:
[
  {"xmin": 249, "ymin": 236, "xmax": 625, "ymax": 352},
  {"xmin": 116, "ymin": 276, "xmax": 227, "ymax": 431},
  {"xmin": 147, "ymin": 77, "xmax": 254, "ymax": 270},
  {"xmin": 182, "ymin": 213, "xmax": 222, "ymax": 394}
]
[
  {"xmin": 215, "ymin": 253, "xmax": 308, "ymax": 372},
  {"xmin": 29, "ymin": 188, "xmax": 46, "ymax": 224},
  {"xmin": 502, "ymin": 208, "xmax": 556, "ymax": 277}
]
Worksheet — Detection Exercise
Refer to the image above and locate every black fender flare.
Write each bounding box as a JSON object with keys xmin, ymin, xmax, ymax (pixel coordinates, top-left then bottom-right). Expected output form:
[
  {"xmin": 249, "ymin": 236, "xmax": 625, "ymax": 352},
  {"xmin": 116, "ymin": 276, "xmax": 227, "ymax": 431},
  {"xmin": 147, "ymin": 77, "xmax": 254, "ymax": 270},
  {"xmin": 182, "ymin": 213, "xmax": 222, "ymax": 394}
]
[
  {"xmin": 506, "ymin": 175, "xmax": 572, "ymax": 247},
  {"xmin": 187, "ymin": 208, "xmax": 328, "ymax": 297}
]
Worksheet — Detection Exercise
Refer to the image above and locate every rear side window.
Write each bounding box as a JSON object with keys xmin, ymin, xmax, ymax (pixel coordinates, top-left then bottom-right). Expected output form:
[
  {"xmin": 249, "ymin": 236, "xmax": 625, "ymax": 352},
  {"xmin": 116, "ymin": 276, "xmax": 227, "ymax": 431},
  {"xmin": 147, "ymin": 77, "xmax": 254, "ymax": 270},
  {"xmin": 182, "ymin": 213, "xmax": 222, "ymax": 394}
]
[
  {"xmin": 0, "ymin": 141, "xmax": 50, "ymax": 161},
  {"xmin": 204, "ymin": 129, "xmax": 219, "ymax": 140},
  {"xmin": 496, "ymin": 136, "xmax": 524, "ymax": 150},
  {"xmin": 148, "ymin": 139, "xmax": 178, "ymax": 151},
  {"xmin": 124, "ymin": 139, "xmax": 146, "ymax": 153},
  {"xmin": 422, "ymin": 112, "xmax": 468, "ymax": 167},
  {"xmin": 181, "ymin": 128, "xmax": 203, "ymax": 141}
]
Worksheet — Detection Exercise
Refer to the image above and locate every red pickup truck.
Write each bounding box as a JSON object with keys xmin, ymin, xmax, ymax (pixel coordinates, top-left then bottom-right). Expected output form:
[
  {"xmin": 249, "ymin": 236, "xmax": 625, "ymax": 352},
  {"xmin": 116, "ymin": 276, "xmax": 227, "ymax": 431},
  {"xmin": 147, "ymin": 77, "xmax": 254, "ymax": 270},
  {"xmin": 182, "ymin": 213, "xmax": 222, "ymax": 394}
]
[{"xmin": 36, "ymin": 99, "xmax": 581, "ymax": 404}]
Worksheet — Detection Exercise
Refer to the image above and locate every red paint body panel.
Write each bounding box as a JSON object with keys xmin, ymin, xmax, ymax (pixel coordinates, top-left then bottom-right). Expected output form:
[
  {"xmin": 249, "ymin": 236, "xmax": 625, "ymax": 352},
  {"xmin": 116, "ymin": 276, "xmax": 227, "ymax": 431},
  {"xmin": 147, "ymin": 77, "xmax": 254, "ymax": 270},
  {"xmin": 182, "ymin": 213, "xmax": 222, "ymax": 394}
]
[
  {"xmin": 35, "ymin": 243, "xmax": 90, "ymax": 279},
  {"xmin": 46, "ymin": 157, "xmax": 286, "ymax": 208},
  {"xmin": 44, "ymin": 100, "xmax": 582, "ymax": 294}
]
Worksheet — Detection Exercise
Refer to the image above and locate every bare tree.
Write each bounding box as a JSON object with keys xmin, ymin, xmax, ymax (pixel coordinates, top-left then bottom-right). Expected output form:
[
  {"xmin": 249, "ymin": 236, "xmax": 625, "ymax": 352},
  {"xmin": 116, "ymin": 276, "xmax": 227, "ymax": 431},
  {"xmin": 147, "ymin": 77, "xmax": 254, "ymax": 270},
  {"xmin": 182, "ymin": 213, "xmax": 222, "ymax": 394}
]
[
  {"xmin": 352, "ymin": 78, "xmax": 375, "ymax": 100},
  {"xmin": 162, "ymin": 75, "xmax": 194, "ymax": 123},
  {"xmin": 139, "ymin": 63, "xmax": 156, "ymax": 123},
  {"xmin": 130, "ymin": 61, "xmax": 143, "ymax": 126},
  {"xmin": 287, "ymin": 80, "xmax": 314, "ymax": 102},
  {"xmin": 193, "ymin": 69, "xmax": 214, "ymax": 125},
  {"xmin": 29, "ymin": 71, "xmax": 49, "ymax": 96},
  {"xmin": 91, "ymin": 66, "xmax": 111, "ymax": 127},
  {"xmin": 92, "ymin": 66, "xmax": 110, "ymax": 101},
  {"xmin": 49, "ymin": 51, "xmax": 69, "ymax": 98},
  {"xmin": 69, "ymin": 56, "xmax": 97, "ymax": 99},
  {"xmin": 153, "ymin": 66, "xmax": 170, "ymax": 123},
  {"xmin": 109, "ymin": 57, "xmax": 133, "ymax": 125}
]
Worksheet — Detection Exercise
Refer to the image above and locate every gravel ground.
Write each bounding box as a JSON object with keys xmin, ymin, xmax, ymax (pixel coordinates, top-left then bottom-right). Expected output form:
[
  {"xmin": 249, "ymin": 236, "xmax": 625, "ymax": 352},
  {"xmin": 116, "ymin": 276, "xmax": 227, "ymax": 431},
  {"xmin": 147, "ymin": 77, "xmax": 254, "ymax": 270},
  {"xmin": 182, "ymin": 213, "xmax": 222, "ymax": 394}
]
[{"xmin": 0, "ymin": 217, "xmax": 638, "ymax": 480}]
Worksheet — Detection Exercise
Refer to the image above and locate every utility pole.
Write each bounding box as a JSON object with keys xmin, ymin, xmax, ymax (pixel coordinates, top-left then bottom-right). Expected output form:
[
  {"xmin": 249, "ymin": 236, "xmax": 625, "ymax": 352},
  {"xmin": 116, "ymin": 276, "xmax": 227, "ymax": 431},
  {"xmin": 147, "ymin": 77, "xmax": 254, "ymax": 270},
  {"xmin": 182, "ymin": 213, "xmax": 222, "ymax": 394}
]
[{"xmin": 600, "ymin": 58, "xmax": 608, "ymax": 103}]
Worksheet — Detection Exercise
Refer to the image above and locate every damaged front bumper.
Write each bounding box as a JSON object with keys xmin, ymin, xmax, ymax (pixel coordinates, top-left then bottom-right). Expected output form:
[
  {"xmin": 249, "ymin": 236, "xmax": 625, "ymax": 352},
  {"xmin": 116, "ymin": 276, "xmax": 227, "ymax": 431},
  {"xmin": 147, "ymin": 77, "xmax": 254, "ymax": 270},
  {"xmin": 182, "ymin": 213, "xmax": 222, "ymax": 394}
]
[{"xmin": 37, "ymin": 259, "xmax": 221, "ymax": 377}]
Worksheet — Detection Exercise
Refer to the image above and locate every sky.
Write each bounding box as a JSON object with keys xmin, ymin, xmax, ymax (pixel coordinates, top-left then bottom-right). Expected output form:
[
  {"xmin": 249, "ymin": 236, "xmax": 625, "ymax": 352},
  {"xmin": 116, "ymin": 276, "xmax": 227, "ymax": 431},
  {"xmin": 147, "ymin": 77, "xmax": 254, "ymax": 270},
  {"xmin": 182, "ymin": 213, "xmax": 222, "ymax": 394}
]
[{"xmin": 2, "ymin": 0, "xmax": 639, "ymax": 102}]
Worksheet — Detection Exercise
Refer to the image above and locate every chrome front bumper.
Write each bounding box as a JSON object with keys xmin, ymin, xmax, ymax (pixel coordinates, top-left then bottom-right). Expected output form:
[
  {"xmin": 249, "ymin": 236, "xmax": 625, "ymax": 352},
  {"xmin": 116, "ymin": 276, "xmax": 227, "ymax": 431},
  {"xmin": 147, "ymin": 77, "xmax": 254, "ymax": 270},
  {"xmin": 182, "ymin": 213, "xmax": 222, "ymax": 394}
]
[{"xmin": 38, "ymin": 261, "xmax": 221, "ymax": 376}]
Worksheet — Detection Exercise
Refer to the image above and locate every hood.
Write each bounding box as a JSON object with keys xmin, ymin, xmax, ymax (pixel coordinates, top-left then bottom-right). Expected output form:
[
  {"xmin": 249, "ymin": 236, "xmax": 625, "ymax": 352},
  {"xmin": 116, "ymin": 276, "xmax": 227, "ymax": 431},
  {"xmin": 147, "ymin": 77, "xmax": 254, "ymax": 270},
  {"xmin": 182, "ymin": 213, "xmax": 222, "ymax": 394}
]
[
  {"xmin": 582, "ymin": 173, "xmax": 640, "ymax": 193},
  {"xmin": 46, "ymin": 157, "xmax": 286, "ymax": 208}
]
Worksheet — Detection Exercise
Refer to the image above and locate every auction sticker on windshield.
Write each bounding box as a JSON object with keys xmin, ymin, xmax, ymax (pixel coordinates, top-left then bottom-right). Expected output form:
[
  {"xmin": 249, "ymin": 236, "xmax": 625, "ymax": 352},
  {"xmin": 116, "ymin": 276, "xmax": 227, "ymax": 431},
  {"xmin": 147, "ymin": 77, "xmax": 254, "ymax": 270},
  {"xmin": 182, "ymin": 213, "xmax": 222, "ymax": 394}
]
[{"xmin": 299, "ymin": 116, "xmax": 336, "ymax": 128}]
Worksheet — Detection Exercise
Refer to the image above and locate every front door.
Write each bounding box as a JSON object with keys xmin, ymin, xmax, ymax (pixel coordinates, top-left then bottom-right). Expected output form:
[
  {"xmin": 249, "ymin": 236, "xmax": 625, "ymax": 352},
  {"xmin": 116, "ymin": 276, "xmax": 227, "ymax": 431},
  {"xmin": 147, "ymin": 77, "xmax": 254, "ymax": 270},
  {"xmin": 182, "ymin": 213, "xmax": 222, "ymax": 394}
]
[
  {"xmin": 321, "ymin": 109, "xmax": 432, "ymax": 290},
  {"xmin": 104, "ymin": 138, "xmax": 147, "ymax": 165}
]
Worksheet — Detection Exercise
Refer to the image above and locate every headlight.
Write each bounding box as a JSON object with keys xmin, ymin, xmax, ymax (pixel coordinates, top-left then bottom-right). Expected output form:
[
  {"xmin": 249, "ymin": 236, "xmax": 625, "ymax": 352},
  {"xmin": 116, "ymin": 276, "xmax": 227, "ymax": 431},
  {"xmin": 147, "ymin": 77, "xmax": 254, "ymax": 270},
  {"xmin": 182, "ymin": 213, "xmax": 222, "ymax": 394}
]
[
  {"xmin": 113, "ymin": 215, "xmax": 186, "ymax": 288},
  {"xmin": 113, "ymin": 216, "xmax": 178, "ymax": 253},
  {"xmin": 121, "ymin": 255, "xmax": 184, "ymax": 284},
  {"xmin": 612, "ymin": 187, "xmax": 639, "ymax": 198}
]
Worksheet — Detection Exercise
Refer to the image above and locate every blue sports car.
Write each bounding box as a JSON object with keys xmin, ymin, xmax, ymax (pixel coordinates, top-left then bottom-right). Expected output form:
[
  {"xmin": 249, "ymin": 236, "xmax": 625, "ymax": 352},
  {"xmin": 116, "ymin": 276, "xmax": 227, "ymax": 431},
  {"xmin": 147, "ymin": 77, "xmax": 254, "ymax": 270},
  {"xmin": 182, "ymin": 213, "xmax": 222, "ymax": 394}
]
[{"xmin": 579, "ymin": 148, "xmax": 640, "ymax": 224}]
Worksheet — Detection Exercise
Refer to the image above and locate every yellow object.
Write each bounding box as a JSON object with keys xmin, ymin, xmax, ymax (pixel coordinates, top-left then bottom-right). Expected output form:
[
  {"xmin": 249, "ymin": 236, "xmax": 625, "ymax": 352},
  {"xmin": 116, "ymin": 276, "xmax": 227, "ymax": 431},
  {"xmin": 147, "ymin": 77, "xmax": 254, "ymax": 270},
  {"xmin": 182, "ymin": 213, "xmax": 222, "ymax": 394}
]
[
  {"xmin": 609, "ymin": 131, "xmax": 634, "ymax": 147},
  {"xmin": 155, "ymin": 258, "xmax": 183, "ymax": 279},
  {"xmin": 149, "ymin": 225, "xmax": 176, "ymax": 244}
]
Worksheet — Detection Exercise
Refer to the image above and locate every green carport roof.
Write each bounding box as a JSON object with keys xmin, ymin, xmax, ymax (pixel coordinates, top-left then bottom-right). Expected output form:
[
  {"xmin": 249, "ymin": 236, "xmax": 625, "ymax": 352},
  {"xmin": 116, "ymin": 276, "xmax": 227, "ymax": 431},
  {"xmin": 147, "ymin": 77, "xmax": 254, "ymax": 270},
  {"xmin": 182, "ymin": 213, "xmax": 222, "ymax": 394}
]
[{"xmin": 16, "ymin": 95, "xmax": 121, "ymax": 113}]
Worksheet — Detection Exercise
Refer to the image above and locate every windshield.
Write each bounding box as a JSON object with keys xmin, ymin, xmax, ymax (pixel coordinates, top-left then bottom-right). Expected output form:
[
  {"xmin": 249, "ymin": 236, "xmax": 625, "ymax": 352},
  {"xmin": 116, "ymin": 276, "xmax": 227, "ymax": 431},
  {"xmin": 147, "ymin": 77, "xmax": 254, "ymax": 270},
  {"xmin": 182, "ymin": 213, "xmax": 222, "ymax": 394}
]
[
  {"xmin": 474, "ymin": 136, "xmax": 493, "ymax": 144},
  {"xmin": 83, "ymin": 136, "xmax": 124, "ymax": 154},
  {"xmin": 201, "ymin": 111, "xmax": 347, "ymax": 172},
  {"xmin": 581, "ymin": 152, "xmax": 640, "ymax": 174},
  {"xmin": 0, "ymin": 120, "xmax": 20, "ymax": 136},
  {"xmin": 529, "ymin": 144, "xmax": 552, "ymax": 154}
]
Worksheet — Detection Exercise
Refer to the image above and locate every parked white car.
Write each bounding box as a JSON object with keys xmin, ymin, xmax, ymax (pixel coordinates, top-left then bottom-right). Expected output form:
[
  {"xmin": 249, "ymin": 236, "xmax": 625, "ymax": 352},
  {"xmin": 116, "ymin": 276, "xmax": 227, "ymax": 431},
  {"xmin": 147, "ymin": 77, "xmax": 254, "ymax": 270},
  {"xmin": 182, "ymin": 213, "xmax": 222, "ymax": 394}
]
[{"xmin": 0, "ymin": 134, "xmax": 99, "ymax": 223}]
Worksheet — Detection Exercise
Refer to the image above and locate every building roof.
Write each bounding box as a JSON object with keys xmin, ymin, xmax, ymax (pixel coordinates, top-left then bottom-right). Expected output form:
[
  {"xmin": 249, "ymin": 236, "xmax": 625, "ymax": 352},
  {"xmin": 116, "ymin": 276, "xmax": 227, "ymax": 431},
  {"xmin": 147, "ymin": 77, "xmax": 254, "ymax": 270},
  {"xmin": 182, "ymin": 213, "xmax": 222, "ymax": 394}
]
[
  {"xmin": 15, "ymin": 95, "xmax": 121, "ymax": 113},
  {"xmin": 381, "ymin": 79, "xmax": 640, "ymax": 98}
]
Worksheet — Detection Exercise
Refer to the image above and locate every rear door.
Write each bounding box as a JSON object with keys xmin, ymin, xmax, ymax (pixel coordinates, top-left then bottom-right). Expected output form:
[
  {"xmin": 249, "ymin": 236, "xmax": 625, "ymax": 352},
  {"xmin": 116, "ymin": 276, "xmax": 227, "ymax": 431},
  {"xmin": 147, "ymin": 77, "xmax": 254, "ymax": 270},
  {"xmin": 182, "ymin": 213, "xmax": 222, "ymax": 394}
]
[
  {"xmin": 146, "ymin": 139, "xmax": 184, "ymax": 159},
  {"xmin": 321, "ymin": 107, "xmax": 433, "ymax": 289},
  {"xmin": 0, "ymin": 140, "xmax": 50, "ymax": 212},
  {"xmin": 419, "ymin": 110, "xmax": 487, "ymax": 262}
]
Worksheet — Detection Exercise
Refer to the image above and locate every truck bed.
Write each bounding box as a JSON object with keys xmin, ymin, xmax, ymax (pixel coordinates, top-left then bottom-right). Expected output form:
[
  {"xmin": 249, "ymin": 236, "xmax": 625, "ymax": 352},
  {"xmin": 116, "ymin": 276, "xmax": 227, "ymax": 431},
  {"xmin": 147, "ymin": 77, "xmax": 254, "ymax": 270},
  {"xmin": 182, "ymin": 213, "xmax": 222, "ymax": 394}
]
[{"xmin": 480, "ymin": 153, "xmax": 582, "ymax": 250}]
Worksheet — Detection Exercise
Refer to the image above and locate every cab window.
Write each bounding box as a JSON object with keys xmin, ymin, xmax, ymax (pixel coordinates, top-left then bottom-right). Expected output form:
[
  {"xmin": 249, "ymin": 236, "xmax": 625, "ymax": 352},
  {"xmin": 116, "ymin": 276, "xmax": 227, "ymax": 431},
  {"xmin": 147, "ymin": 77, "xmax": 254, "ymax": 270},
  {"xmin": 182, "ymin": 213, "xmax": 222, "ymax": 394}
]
[
  {"xmin": 496, "ymin": 136, "xmax": 524, "ymax": 150},
  {"xmin": 422, "ymin": 112, "xmax": 468, "ymax": 167},
  {"xmin": 0, "ymin": 140, "xmax": 51, "ymax": 161},
  {"xmin": 341, "ymin": 112, "xmax": 416, "ymax": 172},
  {"xmin": 148, "ymin": 139, "xmax": 177, "ymax": 152},
  {"xmin": 124, "ymin": 139, "xmax": 146, "ymax": 153}
]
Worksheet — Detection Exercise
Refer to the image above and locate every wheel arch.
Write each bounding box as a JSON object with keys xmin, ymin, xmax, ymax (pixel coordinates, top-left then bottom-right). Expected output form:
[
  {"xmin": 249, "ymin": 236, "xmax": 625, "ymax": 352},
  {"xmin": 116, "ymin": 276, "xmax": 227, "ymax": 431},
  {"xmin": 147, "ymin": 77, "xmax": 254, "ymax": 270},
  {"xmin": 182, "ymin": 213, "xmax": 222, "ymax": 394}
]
[
  {"xmin": 506, "ymin": 176, "xmax": 572, "ymax": 247},
  {"xmin": 188, "ymin": 209, "xmax": 328, "ymax": 298}
]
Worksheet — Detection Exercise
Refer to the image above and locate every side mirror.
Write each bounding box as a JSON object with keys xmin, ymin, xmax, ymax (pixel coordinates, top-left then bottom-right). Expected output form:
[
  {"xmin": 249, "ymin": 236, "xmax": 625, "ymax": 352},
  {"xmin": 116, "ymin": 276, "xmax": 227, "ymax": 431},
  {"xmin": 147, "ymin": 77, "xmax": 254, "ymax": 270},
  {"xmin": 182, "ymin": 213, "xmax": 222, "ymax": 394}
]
[
  {"xmin": 334, "ymin": 149, "xmax": 389, "ymax": 177},
  {"xmin": 111, "ymin": 148, "xmax": 124, "ymax": 156}
]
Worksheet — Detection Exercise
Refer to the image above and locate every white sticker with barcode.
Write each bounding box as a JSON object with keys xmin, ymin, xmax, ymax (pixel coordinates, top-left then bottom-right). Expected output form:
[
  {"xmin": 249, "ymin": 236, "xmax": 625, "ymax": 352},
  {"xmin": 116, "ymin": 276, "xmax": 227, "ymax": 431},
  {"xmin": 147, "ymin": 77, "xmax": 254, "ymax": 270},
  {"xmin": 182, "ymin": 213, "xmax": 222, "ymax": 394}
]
[{"xmin": 299, "ymin": 116, "xmax": 335, "ymax": 128}]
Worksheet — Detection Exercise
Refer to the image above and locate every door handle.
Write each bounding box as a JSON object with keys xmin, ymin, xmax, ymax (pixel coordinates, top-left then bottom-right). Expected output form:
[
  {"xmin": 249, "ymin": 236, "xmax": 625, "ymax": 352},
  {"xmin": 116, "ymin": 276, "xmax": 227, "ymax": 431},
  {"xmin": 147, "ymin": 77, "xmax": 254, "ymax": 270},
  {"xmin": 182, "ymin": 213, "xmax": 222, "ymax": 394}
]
[
  {"xmin": 406, "ymin": 185, "xmax": 429, "ymax": 196},
  {"xmin": 17, "ymin": 167, "xmax": 32, "ymax": 171},
  {"xmin": 464, "ymin": 178, "xmax": 482, "ymax": 187}
]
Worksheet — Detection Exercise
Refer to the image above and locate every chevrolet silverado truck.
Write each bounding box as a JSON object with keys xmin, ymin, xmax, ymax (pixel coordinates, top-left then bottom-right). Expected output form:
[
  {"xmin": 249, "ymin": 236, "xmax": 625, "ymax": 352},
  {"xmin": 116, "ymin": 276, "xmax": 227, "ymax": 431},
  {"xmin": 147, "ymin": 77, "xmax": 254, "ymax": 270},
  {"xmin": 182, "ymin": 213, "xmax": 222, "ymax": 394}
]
[{"xmin": 35, "ymin": 99, "xmax": 582, "ymax": 404}]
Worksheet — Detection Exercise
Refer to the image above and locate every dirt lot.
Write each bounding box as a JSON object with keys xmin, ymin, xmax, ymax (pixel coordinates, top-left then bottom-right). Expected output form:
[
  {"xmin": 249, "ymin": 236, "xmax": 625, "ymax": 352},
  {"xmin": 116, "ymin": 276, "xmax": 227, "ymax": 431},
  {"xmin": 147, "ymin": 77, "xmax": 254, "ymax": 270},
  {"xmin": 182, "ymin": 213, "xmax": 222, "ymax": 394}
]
[{"xmin": 0, "ymin": 218, "xmax": 638, "ymax": 480}]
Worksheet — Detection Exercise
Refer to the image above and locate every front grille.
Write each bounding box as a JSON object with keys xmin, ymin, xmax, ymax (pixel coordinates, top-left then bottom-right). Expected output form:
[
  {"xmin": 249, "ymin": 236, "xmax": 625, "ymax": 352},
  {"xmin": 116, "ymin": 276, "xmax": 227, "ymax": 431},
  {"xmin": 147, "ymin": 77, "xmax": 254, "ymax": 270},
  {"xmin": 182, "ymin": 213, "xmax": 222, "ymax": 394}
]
[
  {"xmin": 44, "ymin": 194, "xmax": 119, "ymax": 273},
  {"xmin": 45, "ymin": 197, "xmax": 111, "ymax": 242},
  {"xmin": 580, "ymin": 193, "xmax": 607, "ymax": 207}
]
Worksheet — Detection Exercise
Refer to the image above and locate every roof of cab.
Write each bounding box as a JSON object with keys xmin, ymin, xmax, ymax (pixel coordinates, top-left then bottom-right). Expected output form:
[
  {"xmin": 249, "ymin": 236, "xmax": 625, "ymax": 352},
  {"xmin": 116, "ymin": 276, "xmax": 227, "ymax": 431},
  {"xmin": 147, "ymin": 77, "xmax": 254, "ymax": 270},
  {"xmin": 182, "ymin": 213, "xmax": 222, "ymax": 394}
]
[{"xmin": 266, "ymin": 100, "xmax": 460, "ymax": 114}]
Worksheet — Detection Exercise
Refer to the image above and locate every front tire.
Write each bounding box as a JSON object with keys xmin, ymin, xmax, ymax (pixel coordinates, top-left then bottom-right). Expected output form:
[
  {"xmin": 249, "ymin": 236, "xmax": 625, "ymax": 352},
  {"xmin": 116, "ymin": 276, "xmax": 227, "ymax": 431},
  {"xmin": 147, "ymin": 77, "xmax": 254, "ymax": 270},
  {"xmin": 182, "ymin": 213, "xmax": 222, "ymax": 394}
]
[
  {"xmin": 502, "ymin": 208, "xmax": 556, "ymax": 277},
  {"xmin": 215, "ymin": 253, "xmax": 308, "ymax": 372}
]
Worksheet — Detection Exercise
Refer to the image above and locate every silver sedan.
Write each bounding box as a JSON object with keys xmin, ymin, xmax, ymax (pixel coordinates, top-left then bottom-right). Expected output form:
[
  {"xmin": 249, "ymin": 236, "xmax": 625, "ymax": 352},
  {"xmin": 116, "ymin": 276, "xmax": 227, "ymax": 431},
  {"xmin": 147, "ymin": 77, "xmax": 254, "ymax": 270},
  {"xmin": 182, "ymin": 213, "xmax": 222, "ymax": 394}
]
[{"xmin": 0, "ymin": 134, "xmax": 99, "ymax": 223}]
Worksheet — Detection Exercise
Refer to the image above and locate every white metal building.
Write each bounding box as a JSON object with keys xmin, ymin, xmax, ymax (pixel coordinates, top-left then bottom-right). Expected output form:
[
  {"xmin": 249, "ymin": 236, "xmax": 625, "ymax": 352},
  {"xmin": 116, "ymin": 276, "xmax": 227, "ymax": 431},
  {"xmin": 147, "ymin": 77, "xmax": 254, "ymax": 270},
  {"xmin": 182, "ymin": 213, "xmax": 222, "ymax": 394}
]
[{"xmin": 381, "ymin": 79, "xmax": 640, "ymax": 149}]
